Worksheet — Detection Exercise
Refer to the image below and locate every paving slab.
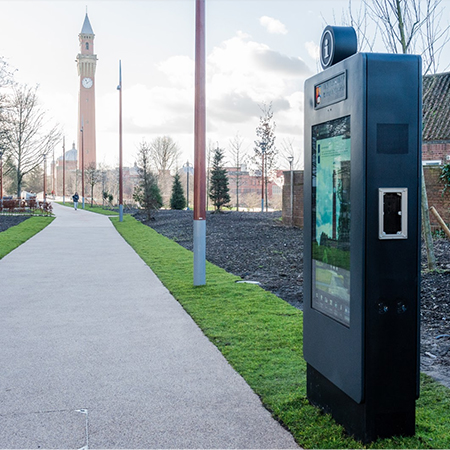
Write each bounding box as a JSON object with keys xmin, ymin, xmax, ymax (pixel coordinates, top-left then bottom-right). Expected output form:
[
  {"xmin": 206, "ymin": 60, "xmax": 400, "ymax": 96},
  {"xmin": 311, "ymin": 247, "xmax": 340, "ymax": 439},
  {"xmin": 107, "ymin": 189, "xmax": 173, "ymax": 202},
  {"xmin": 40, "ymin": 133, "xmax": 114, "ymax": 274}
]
[{"xmin": 0, "ymin": 203, "xmax": 299, "ymax": 449}]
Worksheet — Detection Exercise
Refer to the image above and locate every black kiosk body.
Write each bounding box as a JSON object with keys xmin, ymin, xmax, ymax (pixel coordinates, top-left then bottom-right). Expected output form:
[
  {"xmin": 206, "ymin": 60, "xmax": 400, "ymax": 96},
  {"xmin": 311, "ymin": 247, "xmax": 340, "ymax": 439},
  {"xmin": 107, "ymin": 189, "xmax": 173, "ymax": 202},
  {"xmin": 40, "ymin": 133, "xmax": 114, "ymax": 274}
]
[{"xmin": 303, "ymin": 41, "xmax": 421, "ymax": 442}]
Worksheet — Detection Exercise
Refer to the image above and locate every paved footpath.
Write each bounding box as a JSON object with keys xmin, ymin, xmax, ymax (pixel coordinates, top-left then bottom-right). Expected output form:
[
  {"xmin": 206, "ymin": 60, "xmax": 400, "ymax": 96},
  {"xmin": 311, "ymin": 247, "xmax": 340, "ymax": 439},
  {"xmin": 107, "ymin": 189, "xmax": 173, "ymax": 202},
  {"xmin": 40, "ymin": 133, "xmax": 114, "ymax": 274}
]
[{"xmin": 0, "ymin": 203, "xmax": 298, "ymax": 449}]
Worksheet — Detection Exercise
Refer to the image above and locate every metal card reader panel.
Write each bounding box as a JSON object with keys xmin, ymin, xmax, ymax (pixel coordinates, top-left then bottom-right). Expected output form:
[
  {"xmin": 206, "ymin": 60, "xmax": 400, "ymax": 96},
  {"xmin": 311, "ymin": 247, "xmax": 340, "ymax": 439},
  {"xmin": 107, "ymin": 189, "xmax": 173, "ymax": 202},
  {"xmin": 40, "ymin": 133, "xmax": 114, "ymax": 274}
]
[{"xmin": 379, "ymin": 188, "xmax": 408, "ymax": 239}]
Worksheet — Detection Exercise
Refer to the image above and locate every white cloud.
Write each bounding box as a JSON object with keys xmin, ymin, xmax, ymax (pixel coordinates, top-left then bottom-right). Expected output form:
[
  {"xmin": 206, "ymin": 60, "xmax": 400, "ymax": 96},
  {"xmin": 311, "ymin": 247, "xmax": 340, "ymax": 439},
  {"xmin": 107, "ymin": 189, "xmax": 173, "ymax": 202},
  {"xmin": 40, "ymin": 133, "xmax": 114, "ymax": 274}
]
[
  {"xmin": 124, "ymin": 84, "xmax": 193, "ymax": 134},
  {"xmin": 157, "ymin": 55, "xmax": 194, "ymax": 89},
  {"xmin": 104, "ymin": 31, "xmax": 313, "ymax": 164},
  {"xmin": 305, "ymin": 41, "xmax": 320, "ymax": 61},
  {"xmin": 208, "ymin": 33, "xmax": 310, "ymax": 105},
  {"xmin": 259, "ymin": 16, "xmax": 288, "ymax": 35}
]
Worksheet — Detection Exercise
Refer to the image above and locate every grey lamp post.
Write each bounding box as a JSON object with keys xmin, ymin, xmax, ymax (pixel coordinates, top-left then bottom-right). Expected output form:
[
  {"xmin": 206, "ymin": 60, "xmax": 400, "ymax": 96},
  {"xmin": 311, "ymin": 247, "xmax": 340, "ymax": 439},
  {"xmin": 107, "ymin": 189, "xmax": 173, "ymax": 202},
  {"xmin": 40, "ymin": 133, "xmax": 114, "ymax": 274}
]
[
  {"xmin": 288, "ymin": 156, "xmax": 294, "ymax": 226},
  {"xmin": 81, "ymin": 119, "xmax": 85, "ymax": 209},
  {"xmin": 0, "ymin": 149, "xmax": 3, "ymax": 207},
  {"xmin": 117, "ymin": 60, "xmax": 123, "ymax": 222},
  {"xmin": 43, "ymin": 155, "xmax": 47, "ymax": 202},
  {"xmin": 193, "ymin": 0, "xmax": 206, "ymax": 286},
  {"xmin": 185, "ymin": 160, "xmax": 190, "ymax": 210},
  {"xmin": 62, "ymin": 137, "xmax": 66, "ymax": 204}
]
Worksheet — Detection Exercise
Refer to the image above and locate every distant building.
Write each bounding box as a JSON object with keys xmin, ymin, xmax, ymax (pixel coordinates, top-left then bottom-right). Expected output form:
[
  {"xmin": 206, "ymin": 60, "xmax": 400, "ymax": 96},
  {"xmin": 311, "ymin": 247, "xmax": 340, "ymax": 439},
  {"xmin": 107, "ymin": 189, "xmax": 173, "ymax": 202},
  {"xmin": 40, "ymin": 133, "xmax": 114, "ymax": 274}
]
[
  {"xmin": 225, "ymin": 166, "xmax": 283, "ymax": 210},
  {"xmin": 54, "ymin": 143, "xmax": 78, "ymax": 196},
  {"xmin": 122, "ymin": 164, "xmax": 140, "ymax": 199},
  {"xmin": 423, "ymin": 72, "xmax": 450, "ymax": 165},
  {"xmin": 56, "ymin": 142, "xmax": 78, "ymax": 171}
]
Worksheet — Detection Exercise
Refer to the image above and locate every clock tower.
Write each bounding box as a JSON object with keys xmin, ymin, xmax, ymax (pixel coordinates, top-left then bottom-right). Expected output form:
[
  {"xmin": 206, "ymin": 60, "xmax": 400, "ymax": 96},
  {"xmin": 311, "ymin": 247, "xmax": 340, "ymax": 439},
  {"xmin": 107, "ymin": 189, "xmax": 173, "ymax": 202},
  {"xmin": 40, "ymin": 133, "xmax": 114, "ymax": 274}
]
[{"xmin": 76, "ymin": 13, "xmax": 97, "ymax": 170}]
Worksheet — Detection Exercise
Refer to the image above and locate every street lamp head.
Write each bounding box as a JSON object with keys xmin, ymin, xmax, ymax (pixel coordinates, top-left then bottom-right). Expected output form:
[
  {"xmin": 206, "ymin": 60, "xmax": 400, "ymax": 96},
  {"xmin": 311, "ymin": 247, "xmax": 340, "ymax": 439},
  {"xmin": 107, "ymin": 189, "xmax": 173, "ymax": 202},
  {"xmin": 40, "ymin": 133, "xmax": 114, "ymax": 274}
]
[{"xmin": 287, "ymin": 156, "xmax": 294, "ymax": 163}]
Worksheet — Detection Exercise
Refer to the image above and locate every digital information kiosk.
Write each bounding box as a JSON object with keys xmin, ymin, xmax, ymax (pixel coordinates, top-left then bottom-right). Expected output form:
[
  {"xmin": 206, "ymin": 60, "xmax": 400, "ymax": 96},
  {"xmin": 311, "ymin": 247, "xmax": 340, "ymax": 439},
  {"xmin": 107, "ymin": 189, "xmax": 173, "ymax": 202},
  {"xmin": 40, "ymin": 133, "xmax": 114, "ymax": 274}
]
[{"xmin": 303, "ymin": 26, "xmax": 421, "ymax": 443}]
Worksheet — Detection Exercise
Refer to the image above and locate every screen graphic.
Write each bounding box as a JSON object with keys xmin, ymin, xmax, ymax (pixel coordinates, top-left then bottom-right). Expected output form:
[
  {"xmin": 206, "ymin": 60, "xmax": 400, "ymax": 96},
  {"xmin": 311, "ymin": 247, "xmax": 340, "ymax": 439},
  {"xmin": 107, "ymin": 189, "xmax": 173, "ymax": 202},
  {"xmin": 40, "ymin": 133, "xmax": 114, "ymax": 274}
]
[{"xmin": 312, "ymin": 116, "xmax": 351, "ymax": 326}]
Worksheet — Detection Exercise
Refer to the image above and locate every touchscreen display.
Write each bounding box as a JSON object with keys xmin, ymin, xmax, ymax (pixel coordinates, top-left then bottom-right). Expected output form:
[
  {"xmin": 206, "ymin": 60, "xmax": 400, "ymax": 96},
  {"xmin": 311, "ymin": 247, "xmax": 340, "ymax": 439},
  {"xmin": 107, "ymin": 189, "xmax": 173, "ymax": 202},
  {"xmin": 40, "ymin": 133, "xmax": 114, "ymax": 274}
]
[{"xmin": 312, "ymin": 116, "xmax": 351, "ymax": 326}]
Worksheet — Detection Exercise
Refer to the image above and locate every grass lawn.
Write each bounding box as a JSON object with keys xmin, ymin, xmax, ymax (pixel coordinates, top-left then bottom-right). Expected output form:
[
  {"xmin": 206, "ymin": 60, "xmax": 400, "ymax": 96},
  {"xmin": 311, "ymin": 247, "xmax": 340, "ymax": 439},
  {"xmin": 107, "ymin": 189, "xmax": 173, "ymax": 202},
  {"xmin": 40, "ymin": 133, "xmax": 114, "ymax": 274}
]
[
  {"xmin": 57, "ymin": 201, "xmax": 119, "ymax": 215},
  {"xmin": 0, "ymin": 216, "xmax": 54, "ymax": 259},
  {"xmin": 112, "ymin": 215, "xmax": 450, "ymax": 449}
]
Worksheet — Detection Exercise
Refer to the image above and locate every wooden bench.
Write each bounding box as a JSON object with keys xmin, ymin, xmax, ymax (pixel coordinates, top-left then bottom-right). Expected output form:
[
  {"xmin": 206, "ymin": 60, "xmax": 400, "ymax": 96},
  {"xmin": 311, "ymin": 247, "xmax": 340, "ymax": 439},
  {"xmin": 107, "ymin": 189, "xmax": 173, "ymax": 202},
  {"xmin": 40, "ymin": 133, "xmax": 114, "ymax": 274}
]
[{"xmin": 0, "ymin": 198, "xmax": 52, "ymax": 214}]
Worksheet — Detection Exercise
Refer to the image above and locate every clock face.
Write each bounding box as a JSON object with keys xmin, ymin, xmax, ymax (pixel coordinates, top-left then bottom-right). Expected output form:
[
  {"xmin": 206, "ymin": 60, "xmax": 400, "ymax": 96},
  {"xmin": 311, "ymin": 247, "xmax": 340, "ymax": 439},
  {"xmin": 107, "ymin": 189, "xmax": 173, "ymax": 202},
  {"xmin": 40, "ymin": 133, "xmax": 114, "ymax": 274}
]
[{"xmin": 82, "ymin": 77, "xmax": 93, "ymax": 89}]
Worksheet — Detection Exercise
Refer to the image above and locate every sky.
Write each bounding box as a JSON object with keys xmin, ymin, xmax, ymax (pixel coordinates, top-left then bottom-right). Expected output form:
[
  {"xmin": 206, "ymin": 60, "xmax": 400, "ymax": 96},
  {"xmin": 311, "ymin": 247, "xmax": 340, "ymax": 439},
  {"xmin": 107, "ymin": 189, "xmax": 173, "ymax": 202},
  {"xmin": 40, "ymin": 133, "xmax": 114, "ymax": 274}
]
[{"xmin": 0, "ymin": 0, "xmax": 448, "ymax": 172}]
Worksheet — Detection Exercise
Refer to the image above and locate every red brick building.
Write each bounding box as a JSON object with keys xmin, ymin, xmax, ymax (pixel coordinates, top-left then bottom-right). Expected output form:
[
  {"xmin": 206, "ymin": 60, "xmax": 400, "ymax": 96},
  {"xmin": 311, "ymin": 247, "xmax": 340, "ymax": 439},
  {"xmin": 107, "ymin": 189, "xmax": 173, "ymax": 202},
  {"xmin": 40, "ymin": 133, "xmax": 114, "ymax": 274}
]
[{"xmin": 225, "ymin": 166, "xmax": 283, "ymax": 210}]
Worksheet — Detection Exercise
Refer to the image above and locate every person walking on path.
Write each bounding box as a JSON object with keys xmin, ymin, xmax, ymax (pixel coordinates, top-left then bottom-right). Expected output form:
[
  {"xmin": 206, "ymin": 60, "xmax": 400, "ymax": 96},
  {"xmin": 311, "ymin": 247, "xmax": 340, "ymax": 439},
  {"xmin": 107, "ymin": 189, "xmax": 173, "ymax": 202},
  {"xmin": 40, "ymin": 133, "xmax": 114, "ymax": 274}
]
[{"xmin": 72, "ymin": 192, "xmax": 79, "ymax": 210}]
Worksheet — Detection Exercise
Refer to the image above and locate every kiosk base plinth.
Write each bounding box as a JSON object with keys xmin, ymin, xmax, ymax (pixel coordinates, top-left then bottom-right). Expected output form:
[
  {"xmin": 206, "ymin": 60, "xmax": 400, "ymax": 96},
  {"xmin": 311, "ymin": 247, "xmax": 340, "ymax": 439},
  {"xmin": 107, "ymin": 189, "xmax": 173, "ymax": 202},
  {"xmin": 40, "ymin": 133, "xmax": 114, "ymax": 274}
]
[{"xmin": 307, "ymin": 364, "xmax": 416, "ymax": 444}]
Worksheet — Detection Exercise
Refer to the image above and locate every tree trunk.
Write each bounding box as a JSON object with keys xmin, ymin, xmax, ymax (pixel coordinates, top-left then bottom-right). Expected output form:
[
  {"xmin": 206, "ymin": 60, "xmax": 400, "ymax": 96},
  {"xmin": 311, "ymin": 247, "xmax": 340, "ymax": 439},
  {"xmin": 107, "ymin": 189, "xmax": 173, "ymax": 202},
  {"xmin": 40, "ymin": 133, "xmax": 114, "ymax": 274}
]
[
  {"xmin": 16, "ymin": 170, "xmax": 22, "ymax": 198},
  {"xmin": 265, "ymin": 154, "xmax": 269, "ymax": 212},
  {"xmin": 236, "ymin": 171, "xmax": 239, "ymax": 212},
  {"xmin": 421, "ymin": 165, "xmax": 437, "ymax": 271}
]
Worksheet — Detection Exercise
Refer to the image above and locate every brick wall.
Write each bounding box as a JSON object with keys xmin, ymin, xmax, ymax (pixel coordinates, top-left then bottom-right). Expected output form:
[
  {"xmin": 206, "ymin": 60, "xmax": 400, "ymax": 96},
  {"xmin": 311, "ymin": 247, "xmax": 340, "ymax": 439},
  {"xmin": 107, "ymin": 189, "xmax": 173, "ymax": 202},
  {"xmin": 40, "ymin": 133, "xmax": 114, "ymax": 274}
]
[
  {"xmin": 422, "ymin": 142, "xmax": 450, "ymax": 163},
  {"xmin": 282, "ymin": 167, "xmax": 450, "ymax": 231},
  {"xmin": 423, "ymin": 166, "xmax": 450, "ymax": 230},
  {"xmin": 282, "ymin": 170, "xmax": 304, "ymax": 227}
]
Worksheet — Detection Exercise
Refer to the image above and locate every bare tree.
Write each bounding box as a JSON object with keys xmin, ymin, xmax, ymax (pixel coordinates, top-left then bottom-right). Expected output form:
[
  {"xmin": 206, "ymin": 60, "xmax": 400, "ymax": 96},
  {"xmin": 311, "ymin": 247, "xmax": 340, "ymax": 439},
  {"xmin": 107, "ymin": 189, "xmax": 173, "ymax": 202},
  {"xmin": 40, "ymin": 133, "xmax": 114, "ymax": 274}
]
[
  {"xmin": 149, "ymin": 136, "xmax": 181, "ymax": 173},
  {"xmin": 3, "ymin": 84, "xmax": 60, "ymax": 197},
  {"xmin": 0, "ymin": 57, "xmax": 14, "ymax": 88},
  {"xmin": 280, "ymin": 138, "xmax": 303, "ymax": 170},
  {"xmin": 146, "ymin": 136, "xmax": 181, "ymax": 206},
  {"xmin": 343, "ymin": 0, "xmax": 449, "ymax": 74},
  {"xmin": 85, "ymin": 163, "xmax": 101, "ymax": 207},
  {"xmin": 23, "ymin": 164, "xmax": 44, "ymax": 194},
  {"xmin": 0, "ymin": 57, "xmax": 15, "ymax": 184},
  {"xmin": 328, "ymin": 1, "xmax": 378, "ymax": 52},
  {"xmin": 253, "ymin": 102, "xmax": 278, "ymax": 211},
  {"xmin": 341, "ymin": 0, "xmax": 443, "ymax": 269},
  {"xmin": 228, "ymin": 132, "xmax": 247, "ymax": 211}
]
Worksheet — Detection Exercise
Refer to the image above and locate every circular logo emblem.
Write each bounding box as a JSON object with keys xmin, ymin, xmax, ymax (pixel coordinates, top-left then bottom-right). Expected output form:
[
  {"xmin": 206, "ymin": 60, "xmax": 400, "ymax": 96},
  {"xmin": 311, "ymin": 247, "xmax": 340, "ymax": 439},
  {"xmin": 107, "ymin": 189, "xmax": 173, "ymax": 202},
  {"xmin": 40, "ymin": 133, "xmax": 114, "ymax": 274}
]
[{"xmin": 320, "ymin": 29, "xmax": 334, "ymax": 69}]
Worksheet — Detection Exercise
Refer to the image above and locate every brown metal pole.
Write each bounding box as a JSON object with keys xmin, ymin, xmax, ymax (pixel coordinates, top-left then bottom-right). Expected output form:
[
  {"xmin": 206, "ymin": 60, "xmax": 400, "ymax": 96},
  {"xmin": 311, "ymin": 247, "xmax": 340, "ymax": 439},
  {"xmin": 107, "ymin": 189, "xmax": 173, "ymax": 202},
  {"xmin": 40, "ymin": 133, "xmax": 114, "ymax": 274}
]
[
  {"xmin": 186, "ymin": 160, "xmax": 190, "ymax": 210},
  {"xmin": 81, "ymin": 119, "xmax": 85, "ymax": 209},
  {"xmin": 193, "ymin": 0, "xmax": 206, "ymax": 285},
  {"xmin": 261, "ymin": 152, "xmax": 264, "ymax": 212},
  {"xmin": 63, "ymin": 137, "xmax": 66, "ymax": 204},
  {"xmin": 52, "ymin": 147, "xmax": 55, "ymax": 198},
  {"xmin": 118, "ymin": 60, "xmax": 124, "ymax": 221},
  {"xmin": 43, "ymin": 155, "xmax": 47, "ymax": 202},
  {"xmin": 0, "ymin": 151, "xmax": 3, "ymax": 204}
]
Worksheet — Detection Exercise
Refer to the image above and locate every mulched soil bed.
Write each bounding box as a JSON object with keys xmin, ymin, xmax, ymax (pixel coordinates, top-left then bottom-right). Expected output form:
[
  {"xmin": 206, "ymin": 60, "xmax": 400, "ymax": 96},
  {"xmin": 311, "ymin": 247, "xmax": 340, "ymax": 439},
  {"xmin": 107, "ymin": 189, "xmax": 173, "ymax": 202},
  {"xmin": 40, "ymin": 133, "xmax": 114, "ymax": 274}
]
[
  {"xmin": 0, "ymin": 215, "xmax": 30, "ymax": 233},
  {"xmin": 136, "ymin": 209, "xmax": 450, "ymax": 388}
]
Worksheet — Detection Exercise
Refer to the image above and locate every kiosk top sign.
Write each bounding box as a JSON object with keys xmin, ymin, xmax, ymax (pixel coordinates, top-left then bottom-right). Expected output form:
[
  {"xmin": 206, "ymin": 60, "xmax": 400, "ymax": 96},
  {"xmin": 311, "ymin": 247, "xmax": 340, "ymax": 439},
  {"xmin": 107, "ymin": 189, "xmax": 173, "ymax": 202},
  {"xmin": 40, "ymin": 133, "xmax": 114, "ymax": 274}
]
[
  {"xmin": 315, "ymin": 72, "xmax": 347, "ymax": 109},
  {"xmin": 320, "ymin": 26, "xmax": 357, "ymax": 70}
]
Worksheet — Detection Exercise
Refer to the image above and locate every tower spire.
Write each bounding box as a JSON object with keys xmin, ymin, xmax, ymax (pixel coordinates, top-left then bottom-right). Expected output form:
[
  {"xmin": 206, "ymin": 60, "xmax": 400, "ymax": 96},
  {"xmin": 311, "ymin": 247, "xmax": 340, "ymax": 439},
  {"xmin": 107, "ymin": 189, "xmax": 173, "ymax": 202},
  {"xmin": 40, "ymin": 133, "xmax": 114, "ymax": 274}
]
[{"xmin": 81, "ymin": 12, "xmax": 94, "ymax": 35}]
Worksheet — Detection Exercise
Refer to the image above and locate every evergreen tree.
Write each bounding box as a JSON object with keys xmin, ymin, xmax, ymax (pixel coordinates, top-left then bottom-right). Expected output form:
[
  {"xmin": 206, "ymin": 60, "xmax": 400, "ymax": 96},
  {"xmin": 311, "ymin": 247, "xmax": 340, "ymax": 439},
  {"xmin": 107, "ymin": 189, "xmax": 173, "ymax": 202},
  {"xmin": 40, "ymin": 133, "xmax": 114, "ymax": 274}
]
[
  {"xmin": 209, "ymin": 146, "xmax": 230, "ymax": 213},
  {"xmin": 133, "ymin": 141, "xmax": 163, "ymax": 220},
  {"xmin": 170, "ymin": 172, "xmax": 186, "ymax": 210}
]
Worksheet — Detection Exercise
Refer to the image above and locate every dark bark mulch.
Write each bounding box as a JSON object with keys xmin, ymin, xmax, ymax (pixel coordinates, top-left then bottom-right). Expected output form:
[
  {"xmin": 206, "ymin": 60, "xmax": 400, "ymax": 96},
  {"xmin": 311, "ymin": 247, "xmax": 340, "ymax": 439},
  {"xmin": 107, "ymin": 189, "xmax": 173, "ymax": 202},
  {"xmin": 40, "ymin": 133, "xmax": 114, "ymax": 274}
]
[{"xmin": 0, "ymin": 215, "xmax": 30, "ymax": 233}]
